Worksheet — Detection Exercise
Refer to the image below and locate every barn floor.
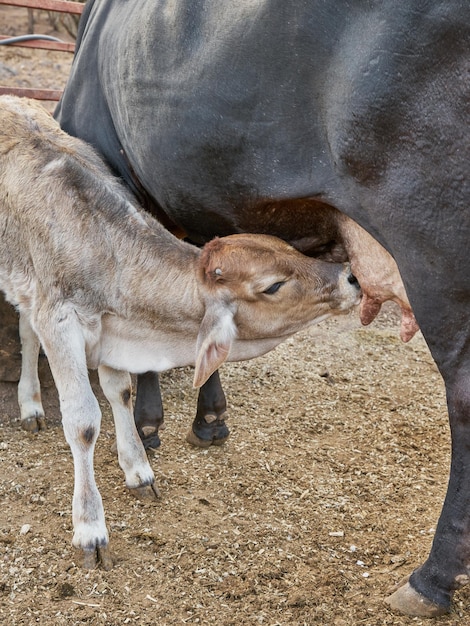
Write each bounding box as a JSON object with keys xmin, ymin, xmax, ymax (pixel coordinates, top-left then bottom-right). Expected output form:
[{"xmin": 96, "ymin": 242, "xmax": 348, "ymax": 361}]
[{"xmin": 0, "ymin": 7, "xmax": 468, "ymax": 625}]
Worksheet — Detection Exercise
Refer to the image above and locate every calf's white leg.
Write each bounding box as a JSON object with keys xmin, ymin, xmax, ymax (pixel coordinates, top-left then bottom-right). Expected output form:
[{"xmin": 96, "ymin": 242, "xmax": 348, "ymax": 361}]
[
  {"xmin": 97, "ymin": 365, "xmax": 158, "ymax": 499},
  {"xmin": 35, "ymin": 305, "xmax": 112, "ymax": 569},
  {"xmin": 17, "ymin": 313, "xmax": 46, "ymax": 432}
]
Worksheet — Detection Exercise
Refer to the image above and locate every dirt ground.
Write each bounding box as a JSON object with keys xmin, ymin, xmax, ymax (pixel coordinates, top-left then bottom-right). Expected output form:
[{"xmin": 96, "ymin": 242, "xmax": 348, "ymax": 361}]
[{"xmin": 0, "ymin": 6, "xmax": 468, "ymax": 626}]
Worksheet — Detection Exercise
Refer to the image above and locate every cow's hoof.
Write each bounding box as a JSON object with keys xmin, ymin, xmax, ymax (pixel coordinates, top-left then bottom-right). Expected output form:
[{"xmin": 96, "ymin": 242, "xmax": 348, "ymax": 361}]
[
  {"xmin": 21, "ymin": 415, "xmax": 46, "ymax": 433},
  {"xmin": 81, "ymin": 545, "xmax": 114, "ymax": 570},
  {"xmin": 186, "ymin": 415, "xmax": 230, "ymax": 448},
  {"xmin": 185, "ymin": 428, "xmax": 230, "ymax": 448},
  {"xmin": 385, "ymin": 580, "xmax": 448, "ymax": 617},
  {"xmin": 128, "ymin": 483, "xmax": 161, "ymax": 500},
  {"xmin": 140, "ymin": 425, "xmax": 162, "ymax": 450}
]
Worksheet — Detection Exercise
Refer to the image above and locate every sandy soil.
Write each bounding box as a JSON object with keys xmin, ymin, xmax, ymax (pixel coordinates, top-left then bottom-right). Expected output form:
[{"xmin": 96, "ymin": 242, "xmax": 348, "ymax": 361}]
[{"xmin": 0, "ymin": 6, "xmax": 468, "ymax": 625}]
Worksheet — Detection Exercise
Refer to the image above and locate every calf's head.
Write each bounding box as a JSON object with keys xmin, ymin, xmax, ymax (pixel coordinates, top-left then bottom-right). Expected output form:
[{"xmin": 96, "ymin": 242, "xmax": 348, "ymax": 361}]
[{"xmin": 194, "ymin": 234, "xmax": 361, "ymax": 387}]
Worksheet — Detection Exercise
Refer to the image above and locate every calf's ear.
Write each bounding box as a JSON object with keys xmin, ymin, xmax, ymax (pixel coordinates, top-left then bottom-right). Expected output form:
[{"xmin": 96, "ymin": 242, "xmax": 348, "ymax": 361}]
[{"xmin": 193, "ymin": 302, "xmax": 237, "ymax": 388}]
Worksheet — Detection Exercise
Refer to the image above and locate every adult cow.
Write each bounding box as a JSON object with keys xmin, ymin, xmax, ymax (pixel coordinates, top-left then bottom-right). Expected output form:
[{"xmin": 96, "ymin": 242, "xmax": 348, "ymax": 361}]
[{"xmin": 55, "ymin": 0, "xmax": 469, "ymax": 617}]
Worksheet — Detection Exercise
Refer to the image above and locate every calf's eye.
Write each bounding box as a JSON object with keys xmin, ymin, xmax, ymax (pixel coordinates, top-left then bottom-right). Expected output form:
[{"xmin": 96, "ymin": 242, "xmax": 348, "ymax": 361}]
[{"xmin": 263, "ymin": 281, "xmax": 284, "ymax": 295}]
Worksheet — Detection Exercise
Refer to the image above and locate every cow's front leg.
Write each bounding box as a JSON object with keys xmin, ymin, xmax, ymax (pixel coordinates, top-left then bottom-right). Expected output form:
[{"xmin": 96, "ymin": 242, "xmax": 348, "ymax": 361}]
[
  {"xmin": 134, "ymin": 370, "xmax": 229, "ymax": 450},
  {"xmin": 36, "ymin": 306, "xmax": 112, "ymax": 569},
  {"xmin": 17, "ymin": 313, "xmax": 46, "ymax": 432},
  {"xmin": 186, "ymin": 370, "xmax": 230, "ymax": 448},
  {"xmin": 134, "ymin": 371, "xmax": 164, "ymax": 449},
  {"xmin": 99, "ymin": 365, "xmax": 159, "ymax": 500}
]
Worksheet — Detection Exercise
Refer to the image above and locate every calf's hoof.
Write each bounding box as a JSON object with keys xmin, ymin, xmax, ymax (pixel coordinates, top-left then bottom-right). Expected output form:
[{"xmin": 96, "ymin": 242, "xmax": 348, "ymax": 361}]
[
  {"xmin": 80, "ymin": 545, "xmax": 114, "ymax": 570},
  {"xmin": 128, "ymin": 483, "xmax": 161, "ymax": 500},
  {"xmin": 21, "ymin": 414, "xmax": 46, "ymax": 433},
  {"xmin": 385, "ymin": 580, "xmax": 448, "ymax": 617},
  {"xmin": 186, "ymin": 414, "xmax": 230, "ymax": 448}
]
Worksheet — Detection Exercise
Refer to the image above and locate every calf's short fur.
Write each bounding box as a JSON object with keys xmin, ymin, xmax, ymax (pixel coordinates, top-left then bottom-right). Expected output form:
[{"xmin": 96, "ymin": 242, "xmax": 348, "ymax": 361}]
[{"xmin": 0, "ymin": 95, "xmax": 360, "ymax": 567}]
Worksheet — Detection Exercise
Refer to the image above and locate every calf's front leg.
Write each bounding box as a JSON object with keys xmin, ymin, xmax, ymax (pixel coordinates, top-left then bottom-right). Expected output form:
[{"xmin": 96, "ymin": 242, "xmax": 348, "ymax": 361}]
[{"xmin": 98, "ymin": 365, "xmax": 159, "ymax": 500}]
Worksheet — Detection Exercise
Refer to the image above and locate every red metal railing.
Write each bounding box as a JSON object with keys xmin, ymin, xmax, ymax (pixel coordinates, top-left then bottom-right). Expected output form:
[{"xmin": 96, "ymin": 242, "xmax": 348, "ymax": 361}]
[{"xmin": 0, "ymin": 0, "xmax": 83, "ymax": 100}]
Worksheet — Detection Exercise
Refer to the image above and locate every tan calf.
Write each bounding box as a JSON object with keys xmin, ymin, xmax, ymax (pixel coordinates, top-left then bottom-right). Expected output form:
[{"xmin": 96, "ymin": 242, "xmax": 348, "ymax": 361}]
[{"xmin": 0, "ymin": 95, "xmax": 360, "ymax": 568}]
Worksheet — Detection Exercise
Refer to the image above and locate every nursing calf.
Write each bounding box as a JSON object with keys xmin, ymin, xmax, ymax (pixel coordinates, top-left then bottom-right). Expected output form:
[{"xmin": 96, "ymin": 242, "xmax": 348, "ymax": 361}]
[
  {"xmin": 136, "ymin": 216, "xmax": 417, "ymax": 450},
  {"xmin": 0, "ymin": 95, "xmax": 360, "ymax": 567}
]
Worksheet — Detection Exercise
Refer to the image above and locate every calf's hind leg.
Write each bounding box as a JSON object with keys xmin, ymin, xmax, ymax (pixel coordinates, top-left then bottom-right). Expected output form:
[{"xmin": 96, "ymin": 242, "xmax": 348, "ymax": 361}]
[
  {"xmin": 36, "ymin": 306, "xmax": 112, "ymax": 569},
  {"xmin": 17, "ymin": 313, "xmax": 46, "ymax": 432}
]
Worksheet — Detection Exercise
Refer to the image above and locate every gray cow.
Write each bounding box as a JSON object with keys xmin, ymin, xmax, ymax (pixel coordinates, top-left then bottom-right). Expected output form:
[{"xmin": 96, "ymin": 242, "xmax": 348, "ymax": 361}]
[{"xmin": 55, "ymin": 0, "xmax": 469, "ymax": 616}]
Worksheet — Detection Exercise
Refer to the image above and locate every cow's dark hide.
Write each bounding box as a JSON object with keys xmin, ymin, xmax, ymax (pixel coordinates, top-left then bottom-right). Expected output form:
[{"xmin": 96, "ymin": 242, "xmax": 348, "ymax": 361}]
[{"xmin": 55, "ymin": 0, "xmax": 469, "ymax": 616}]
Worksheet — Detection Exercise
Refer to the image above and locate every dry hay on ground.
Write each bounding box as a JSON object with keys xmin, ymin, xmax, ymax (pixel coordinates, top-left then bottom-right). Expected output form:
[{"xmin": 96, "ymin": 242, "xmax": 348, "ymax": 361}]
[{"xmin": 1, "ymin": 306, "xmax": 467, "ymax": 625}]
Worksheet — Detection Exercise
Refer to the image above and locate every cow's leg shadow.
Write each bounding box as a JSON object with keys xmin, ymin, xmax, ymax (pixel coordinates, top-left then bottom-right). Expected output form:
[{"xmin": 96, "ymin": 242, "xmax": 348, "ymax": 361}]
[{"xmin": 135, "ymin": 370, "xmax": 229, "ymax": 449}]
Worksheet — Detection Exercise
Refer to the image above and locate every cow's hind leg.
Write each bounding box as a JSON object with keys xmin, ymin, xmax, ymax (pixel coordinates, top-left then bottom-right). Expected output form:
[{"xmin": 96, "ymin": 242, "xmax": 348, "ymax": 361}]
[
  {"xmin": 186, "ymin": 370, "xmax": 230, "ymax": 448},
  {"xmin": 386, "ymin": 366, "xmax": 470, "ymax": 616},
  {"xmin": 17, "ymin": 313, "xmax": 46, "ymax": 432},
  {"xmin": 99, "ymin": 365, "xmax": 159, "ymax": 500},
  {"xmin": 378, "ymin": 257, "xmax": 470, "ymax": 616},
  {"xmin": 134, "ymin": 371, "xmax": 164, "ymax": 449}
]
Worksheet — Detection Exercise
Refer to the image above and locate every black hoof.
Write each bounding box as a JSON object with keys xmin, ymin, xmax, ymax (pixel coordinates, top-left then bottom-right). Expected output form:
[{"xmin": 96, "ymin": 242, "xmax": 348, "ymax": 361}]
[
  {"xmin": 139, "ymin": 430, "xmax": 161, "ymax": 450},
  {"xmin": 186, "ymin": 414, "xmax": 230, "ymax": 448}
]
